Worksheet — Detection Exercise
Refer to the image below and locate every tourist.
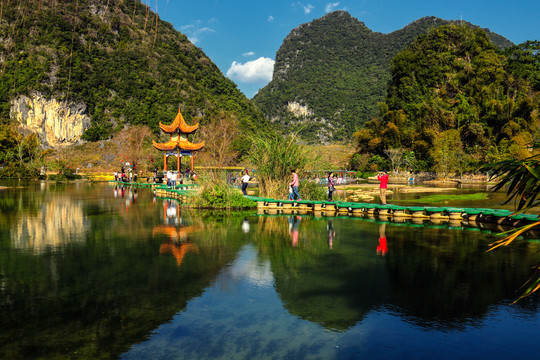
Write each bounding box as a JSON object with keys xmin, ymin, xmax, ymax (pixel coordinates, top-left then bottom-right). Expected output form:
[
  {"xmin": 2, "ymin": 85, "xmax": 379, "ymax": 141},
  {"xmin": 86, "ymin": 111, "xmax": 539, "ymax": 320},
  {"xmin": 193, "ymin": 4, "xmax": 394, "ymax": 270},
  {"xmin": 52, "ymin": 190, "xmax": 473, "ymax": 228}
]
[
  {"xmin": 289, "ymin": 169, "xmax": 301, "ymax": 200},
  {"xmin": 171, "ymin": 171, "xmax": 177, "ymax": 187},
  {"xmin": 241, "ymin": 170, "xmax": 250, "ymax": 195},
  {"xmin": 377, "ymin": 170, "xmax": 389, "ymax": 204},
  {"xmin": 288, "ymin": 186, "xmax": 294, "ymax": 200},
  {"xmin": 327, "ymin": 172, "xmax": 336, "ymax": 201}
]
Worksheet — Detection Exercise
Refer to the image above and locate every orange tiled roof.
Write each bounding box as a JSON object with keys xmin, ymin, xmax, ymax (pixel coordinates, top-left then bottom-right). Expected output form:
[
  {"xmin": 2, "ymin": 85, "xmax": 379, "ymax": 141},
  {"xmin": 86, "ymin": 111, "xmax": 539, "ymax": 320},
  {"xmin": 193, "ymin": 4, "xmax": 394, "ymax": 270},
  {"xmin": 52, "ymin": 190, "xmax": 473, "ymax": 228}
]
[
  {"xmin": 159, "ymin": 242, "xmax": 198, "ymax": 266},
  {"xmin": 159, "ymin": 109, "xmax": 199, "ymax": 134},
  {"xmin": 152, "ymin": 139, "xmax": 205, "ymax": 151},
  {"xmin": 153, "ymin": 225, "xmax": 199, "ymax": 240}
]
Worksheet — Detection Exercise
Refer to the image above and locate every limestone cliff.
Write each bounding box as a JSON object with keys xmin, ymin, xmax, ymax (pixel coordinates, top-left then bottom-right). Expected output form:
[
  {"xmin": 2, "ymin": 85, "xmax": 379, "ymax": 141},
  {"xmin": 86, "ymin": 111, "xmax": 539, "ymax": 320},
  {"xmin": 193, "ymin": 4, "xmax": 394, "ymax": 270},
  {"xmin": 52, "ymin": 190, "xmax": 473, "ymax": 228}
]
[{"xmin": 10, "ymin": 94, "xmax": 91, "ymax": 147}]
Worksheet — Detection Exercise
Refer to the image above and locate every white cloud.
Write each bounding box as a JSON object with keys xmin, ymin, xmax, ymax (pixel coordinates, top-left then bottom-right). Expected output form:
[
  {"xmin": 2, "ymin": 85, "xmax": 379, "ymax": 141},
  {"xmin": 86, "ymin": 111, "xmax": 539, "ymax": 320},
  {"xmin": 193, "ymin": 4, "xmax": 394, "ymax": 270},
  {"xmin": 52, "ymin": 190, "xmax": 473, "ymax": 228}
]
[
  {"xmin": 226, "ymin": 57, "xmax": 275, "ymax": 84},
  {"xmin": 267, "ymin": 15, "xmax": 274, "ymax": 22},
  {"xmin": 180, "ymin": 22, "xmax": 215, "ymax": 44},
  {"xmin": 242, "ymin": 51, "xmax": 255, "ymax": 57},
  {"xmin": 325, "ymin": 2, "xmax": 340, "ymax": 13},
  {"xmin": 292, "ymin": 2, "xmax": 314, "ymax": 14}
]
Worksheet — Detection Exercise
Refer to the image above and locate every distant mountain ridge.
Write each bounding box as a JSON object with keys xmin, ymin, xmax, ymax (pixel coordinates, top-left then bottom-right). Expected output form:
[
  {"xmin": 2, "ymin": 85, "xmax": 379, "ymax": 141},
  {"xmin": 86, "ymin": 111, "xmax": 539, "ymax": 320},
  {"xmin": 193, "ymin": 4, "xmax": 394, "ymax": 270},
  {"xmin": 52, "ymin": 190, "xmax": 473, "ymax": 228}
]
[{"xmin": 253, "ymin": 11, "xmax": 514, "ymax": 142}]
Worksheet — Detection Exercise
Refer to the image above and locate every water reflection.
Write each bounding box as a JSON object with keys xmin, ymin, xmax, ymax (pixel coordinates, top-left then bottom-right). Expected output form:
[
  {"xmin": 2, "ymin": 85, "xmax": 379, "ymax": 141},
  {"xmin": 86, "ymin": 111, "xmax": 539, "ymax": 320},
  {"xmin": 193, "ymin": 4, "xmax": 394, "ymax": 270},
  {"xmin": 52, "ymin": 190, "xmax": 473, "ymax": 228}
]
[
  {"xmin": 288, "ymin": 215, "xmax": 301, "ymax": 247},
  {"xmin": 153, "ymin": 200, "xmax": 199, "ymax": 267},
  {"xmin": 377, "ymin": 222, "xmax": 388, "ymax": 256},
  {"xmin": 10, "ymin": 196, "xmax": 88, "ymax": 253},
  {"xmin": 253, "ymin": 215, "xmax": 539, "ymax": 332},
  {"xmin": 0, "ymin": 183, "xmax": 245, "ymax": 359},
  {"xmin": 0, "ymin": 183, "xmax": 539, "ymax": 359},
  {"xmin": 327, "ymin": 220, "xmax": 335, "ymax": 249}
]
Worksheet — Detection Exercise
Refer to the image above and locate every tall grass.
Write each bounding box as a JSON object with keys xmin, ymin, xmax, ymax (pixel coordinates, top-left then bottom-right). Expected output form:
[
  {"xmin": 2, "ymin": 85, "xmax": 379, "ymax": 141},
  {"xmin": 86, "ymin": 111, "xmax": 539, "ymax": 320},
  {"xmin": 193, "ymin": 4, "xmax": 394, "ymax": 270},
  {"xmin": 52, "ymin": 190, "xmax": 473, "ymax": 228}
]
[{"xmin": 247, "ymin": 133, "xmax": 319, "ymax": 199}]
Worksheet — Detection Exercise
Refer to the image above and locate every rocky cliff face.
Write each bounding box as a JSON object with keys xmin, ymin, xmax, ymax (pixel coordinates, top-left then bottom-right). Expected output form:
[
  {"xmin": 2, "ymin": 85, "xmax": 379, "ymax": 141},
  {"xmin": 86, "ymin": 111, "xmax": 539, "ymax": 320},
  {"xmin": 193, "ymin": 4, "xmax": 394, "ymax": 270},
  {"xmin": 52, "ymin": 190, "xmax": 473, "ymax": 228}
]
[{"xmin": 10, "ymin": 93, "xmax": 91, "ymax": 147}]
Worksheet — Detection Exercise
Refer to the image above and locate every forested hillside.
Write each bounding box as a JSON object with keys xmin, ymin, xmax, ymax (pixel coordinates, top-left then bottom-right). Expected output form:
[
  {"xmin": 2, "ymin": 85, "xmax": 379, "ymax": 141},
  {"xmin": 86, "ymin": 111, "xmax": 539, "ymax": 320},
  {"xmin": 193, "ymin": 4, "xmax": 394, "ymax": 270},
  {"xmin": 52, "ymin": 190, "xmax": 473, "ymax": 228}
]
[
  {"xmin": 253, "ymin": 11, "xmax": 514, "ymax": 142},
  {"xmin": 352, "ymin": 26, "xmax": 540, "ymax": 173},
  {"xmin": 0, "ymin": 0, "xmax": 266, "ymax": 140}
]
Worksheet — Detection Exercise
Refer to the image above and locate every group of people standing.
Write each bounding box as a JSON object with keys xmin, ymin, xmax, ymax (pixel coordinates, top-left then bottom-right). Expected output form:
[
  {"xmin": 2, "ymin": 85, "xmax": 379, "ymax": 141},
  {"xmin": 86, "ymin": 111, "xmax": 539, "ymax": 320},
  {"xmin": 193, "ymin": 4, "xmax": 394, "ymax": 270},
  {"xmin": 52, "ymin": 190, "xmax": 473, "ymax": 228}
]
[{"xmin": 242, "ymin": 167, "xmax": 390, "ymax": 205}]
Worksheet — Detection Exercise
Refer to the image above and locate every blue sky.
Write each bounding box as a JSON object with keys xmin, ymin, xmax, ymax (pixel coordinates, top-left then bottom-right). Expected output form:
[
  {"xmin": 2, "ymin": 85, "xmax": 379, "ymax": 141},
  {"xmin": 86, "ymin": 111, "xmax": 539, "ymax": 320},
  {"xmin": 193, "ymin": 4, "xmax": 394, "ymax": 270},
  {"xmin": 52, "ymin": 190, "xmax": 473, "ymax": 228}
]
[{"xmin": 150, "ymin": 0, "xmax": 539, "ymax": 98}]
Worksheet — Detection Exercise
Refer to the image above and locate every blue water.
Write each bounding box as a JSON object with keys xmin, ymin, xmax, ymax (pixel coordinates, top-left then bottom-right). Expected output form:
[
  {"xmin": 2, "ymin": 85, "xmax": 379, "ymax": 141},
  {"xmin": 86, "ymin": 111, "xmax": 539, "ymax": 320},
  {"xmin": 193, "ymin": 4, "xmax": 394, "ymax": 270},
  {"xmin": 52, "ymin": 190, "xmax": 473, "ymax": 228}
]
[
  {"xmin": 0, "ymin": 182, "xmax": 538, "ymax": 360},
  {"xmin": 121, "ymin": 243, "xmax": 539, "ymax": 360}
]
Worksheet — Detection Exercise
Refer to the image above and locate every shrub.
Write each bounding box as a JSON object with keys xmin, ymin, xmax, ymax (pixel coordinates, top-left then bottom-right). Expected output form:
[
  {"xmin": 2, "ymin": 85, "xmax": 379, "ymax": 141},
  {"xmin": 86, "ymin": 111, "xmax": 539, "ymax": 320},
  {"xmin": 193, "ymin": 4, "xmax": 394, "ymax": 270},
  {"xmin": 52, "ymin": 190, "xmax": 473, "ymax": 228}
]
[
  {"xmin": 188, "ymin": 171, "xmax": 256, "ymax": 209},
  {"xmin": 299, "ymin": 180, "xmax": 327, "ymax": 201}
]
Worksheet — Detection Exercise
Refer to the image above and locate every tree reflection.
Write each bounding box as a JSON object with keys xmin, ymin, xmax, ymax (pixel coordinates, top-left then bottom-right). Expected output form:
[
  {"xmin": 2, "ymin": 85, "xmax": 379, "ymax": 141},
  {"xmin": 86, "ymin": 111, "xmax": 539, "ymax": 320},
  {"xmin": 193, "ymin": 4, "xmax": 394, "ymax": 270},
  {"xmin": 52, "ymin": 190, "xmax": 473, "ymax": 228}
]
[
  {"xmin": 252, "ymin": 215, "xmax": 540, "ymax": 331},
  {"xmin": 0, "ymin": 185, "xmax": 242, "ymax": 359}
]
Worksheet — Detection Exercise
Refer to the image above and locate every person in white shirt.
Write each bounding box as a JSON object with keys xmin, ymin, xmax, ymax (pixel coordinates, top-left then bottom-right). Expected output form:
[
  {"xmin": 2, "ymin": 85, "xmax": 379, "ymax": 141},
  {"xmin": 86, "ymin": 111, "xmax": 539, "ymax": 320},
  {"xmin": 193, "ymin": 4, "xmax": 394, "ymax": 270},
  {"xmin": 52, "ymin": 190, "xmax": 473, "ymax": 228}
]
[{"xmin": 241, "ymin": 170, "xmax": 250, "ymax": 195}]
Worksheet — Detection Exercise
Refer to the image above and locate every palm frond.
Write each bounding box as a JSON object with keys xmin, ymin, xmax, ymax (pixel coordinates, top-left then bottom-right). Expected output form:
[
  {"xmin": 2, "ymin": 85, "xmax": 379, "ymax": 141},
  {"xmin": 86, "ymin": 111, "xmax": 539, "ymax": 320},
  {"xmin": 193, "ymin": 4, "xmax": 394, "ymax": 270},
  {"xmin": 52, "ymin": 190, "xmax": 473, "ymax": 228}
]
[
  {"xmin": 487, "ymin": 221, "xmax": 540, "ymax": 251},
  {"xmin": 512, "ymin": 265, "xmax": 540, "ymax": 304}
]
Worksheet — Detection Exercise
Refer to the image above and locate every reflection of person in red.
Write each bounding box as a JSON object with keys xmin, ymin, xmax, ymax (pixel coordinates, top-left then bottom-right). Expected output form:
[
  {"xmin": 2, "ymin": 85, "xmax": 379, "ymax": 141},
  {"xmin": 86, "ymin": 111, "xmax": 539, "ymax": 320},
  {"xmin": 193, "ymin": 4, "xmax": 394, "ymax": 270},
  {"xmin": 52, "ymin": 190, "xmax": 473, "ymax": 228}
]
[
  {"xmin": 377, "ymin": 223, "xmax": 388, "ymax": 256},
  {"xmin": 289, "ymin": 216, "xmax": 301, "ymax": 247}
]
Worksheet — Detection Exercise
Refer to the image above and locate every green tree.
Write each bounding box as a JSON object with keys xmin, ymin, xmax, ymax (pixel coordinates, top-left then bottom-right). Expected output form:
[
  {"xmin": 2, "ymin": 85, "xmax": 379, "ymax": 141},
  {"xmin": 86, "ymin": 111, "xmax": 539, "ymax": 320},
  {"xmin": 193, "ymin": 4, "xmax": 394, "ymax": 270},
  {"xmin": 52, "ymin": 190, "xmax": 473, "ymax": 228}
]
[
  {"xmin": 352, "ymin": 24, "xmax": 539, "ymax": 173},
  {"xmin": 431, "ymin": 129, "xmax": 464, "ymax": 178},
  {"xmin": 505, "ymin": 40, "xmax": 540, "ymax": 91}
]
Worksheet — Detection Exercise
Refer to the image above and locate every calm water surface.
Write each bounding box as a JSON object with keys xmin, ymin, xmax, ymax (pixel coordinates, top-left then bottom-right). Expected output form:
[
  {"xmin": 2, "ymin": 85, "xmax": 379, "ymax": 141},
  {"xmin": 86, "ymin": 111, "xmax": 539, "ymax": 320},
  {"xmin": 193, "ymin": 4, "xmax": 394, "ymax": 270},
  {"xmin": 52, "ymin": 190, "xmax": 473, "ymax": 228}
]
[{"xmin": 0, "ymin": 182, "xmax": 538, "ymax": 360}]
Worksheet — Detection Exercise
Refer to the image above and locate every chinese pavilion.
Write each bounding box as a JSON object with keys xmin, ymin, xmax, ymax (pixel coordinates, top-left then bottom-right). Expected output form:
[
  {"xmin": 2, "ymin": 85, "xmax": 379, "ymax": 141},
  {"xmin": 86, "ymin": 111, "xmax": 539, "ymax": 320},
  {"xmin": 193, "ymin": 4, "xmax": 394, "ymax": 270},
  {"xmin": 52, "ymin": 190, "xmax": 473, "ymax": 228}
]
[{"xmin": 153, "ymin": 109, "xmax": 205, "ymax": 172}]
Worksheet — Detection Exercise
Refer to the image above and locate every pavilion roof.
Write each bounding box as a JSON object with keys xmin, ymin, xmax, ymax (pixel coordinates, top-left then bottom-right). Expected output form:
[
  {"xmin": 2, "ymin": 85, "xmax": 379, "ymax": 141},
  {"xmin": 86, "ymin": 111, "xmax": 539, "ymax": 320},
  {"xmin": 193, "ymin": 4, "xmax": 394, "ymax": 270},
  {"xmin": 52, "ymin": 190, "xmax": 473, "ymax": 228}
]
[
  {"xmin": 159, "ymin": 109, "xmax": 199, "ymax": 134},
  {"xmin": 152, "ymin": 139, "xmax": 205, "ymax": 151}
]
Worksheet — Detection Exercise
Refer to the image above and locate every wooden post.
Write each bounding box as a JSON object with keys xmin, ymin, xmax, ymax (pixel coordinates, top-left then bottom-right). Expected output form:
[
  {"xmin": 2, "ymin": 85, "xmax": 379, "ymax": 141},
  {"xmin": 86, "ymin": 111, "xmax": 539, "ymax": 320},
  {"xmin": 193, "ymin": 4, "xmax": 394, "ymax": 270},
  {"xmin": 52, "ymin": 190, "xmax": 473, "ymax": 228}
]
[{"xmin": 163, "ymin": 154, "xmax": 167, "ymax": 171}]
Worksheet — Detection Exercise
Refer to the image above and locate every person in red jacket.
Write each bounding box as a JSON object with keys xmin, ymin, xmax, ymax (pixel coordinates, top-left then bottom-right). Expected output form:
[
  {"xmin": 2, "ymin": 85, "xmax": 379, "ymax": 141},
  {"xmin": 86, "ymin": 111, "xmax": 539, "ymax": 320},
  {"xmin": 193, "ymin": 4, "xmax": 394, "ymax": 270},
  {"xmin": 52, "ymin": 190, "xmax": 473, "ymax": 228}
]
[{"xmin": 377, "ymin": 170, "xmax": 389, "ymax": 204}]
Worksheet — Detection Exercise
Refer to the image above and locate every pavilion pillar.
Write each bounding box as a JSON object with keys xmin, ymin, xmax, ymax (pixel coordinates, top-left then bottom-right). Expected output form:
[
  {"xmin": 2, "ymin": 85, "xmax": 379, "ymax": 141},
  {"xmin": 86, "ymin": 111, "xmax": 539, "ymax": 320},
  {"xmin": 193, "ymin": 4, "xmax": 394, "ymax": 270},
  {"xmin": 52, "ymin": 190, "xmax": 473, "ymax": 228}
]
[
  {"xmin": 177, "ymin": 153, "xmax": 180, "ymax": 173},
  {"xmin": 190, "ymin": 155, "xmax": 194, "ymax": 172},
  {"xmin": 164, "ymin": 154, "xmax": 167, "ymax": 171}
]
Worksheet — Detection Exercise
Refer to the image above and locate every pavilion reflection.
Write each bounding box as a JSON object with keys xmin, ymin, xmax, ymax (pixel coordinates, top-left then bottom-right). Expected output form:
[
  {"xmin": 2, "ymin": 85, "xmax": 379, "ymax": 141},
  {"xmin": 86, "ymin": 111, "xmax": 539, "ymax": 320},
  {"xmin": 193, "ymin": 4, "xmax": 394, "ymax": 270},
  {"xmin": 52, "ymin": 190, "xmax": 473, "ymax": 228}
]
[{"xmin": 154, "ymin": 200, "xmax": 199, "ymax": 266}]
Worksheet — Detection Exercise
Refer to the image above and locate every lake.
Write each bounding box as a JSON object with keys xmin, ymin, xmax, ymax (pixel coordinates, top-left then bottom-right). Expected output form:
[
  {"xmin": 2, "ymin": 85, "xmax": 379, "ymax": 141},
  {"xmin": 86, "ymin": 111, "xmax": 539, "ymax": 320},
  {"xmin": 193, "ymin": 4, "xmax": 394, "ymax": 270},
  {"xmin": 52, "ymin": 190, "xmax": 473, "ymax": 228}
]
[{"xmin": 0, "ymin": 181, "xmax": 538, "ymax": 359}]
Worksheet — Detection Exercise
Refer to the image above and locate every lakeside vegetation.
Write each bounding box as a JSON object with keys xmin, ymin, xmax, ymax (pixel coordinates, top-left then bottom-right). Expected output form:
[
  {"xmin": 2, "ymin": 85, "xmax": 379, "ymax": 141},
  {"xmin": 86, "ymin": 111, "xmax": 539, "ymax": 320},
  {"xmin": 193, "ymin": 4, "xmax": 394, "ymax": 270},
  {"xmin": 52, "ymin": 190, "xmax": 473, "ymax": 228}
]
[
  {"xmin": 352, "ymin": 26, "xmax": 540, "ymax": 174},
  {"xmin": 0, "ymin": 0, "xmax": 269, "ymax": 150},
  {"xmin": 0, "ymin": 3, "xmax": 538, "ymax": 215}
]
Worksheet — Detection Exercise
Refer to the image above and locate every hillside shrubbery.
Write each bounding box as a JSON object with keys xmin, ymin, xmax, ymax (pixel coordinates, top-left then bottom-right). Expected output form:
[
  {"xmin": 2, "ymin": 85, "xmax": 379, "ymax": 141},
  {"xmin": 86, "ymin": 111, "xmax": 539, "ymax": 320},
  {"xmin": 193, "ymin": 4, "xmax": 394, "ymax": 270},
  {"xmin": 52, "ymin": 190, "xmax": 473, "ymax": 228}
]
[{"xmin": 352, "ymin": 25, "xmax": 540, "ymax": 173}]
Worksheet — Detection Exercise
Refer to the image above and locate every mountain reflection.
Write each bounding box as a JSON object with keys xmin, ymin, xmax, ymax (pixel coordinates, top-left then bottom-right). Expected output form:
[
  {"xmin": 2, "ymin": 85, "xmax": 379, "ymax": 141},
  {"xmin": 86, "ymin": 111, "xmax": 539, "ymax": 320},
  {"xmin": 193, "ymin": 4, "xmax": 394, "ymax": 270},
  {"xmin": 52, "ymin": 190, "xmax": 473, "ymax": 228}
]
[
  {"xmin": 0, "ymin": 184, "xmax": 243, "ymax": 359},
  {"xmin": 253, "ymin": 215, "xmax": 540, "ymax": 332},
  {"xmin": 10, "ymin": 196, "xmax": 87, "ymax": 253},
  {"xmin": 1, "ymin": 183, "xmax": 539, "ymax": 359}
]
